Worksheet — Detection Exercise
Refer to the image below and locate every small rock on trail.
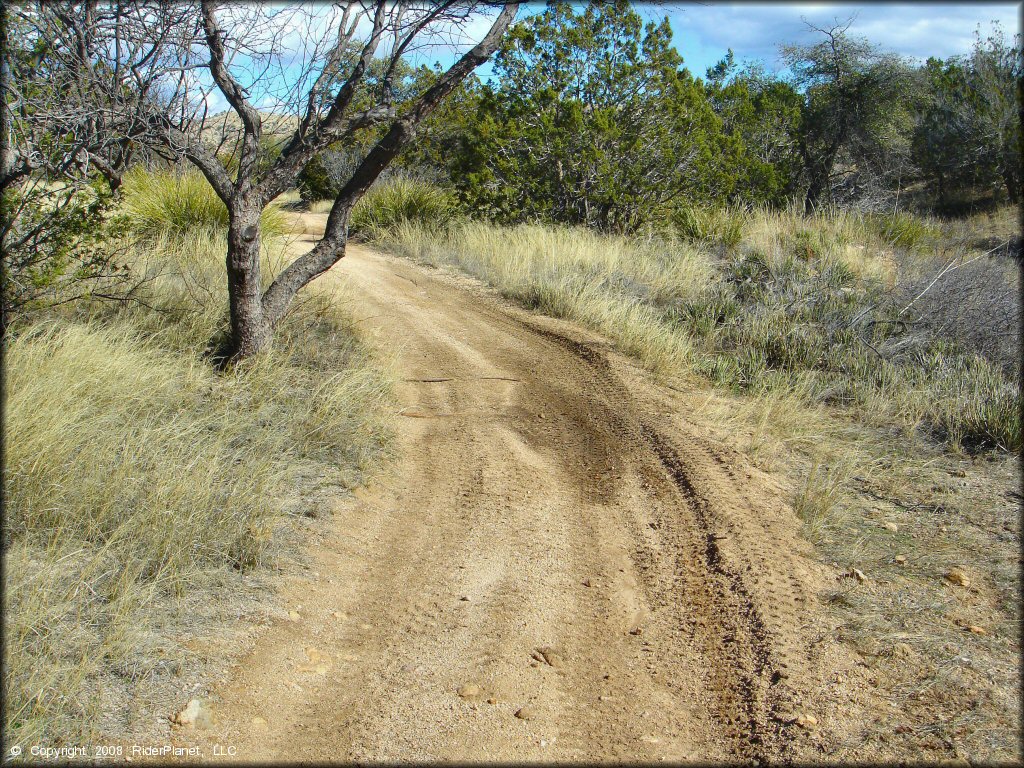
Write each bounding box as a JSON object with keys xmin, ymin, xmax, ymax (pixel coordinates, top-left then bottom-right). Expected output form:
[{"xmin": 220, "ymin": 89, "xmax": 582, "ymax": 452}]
[
  {"xmin": 457, "ymin": 683, "xmax": 483, "ymax": 700},
  {"xmin": 531, "ymin": 646, "xmax": 564, "ymax": 668},
  {"xmin": 945, "ymin": 568, "xmax": 971, "ymax": 588},
  {"xmin": 171, "ymin": 698, "xmax": 212, "ymax": 729}
]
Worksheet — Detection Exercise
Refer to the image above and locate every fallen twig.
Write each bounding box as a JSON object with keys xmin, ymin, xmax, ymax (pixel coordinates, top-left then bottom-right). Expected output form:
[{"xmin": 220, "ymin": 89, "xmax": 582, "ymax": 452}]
[
  {"xmin": 897, "ymin": 243, "xmax": 1004, "ymax": 318},
  {"xmin": 392, "ymin": 271, "xmax": 420, "ymax": 287},
  {"xmin": 401, "ymin": 376, "xmax": 523, "ymax": 383}
]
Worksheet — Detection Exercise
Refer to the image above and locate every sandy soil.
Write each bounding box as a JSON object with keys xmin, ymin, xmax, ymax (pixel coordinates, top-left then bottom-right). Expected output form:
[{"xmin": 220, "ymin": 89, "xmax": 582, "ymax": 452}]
[{"xmin": 172, "ymin": 224, "xmax": 870, "ymax": 763}]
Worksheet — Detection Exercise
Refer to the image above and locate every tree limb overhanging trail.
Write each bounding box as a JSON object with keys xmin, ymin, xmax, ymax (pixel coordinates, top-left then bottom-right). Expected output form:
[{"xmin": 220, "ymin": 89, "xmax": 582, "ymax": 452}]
[
  {"xmin": 172, "ymin": 226, "xmax": 859, "ymax": 763},
  {"xmin": 10, "ymin": 1, "xmax": 519, "ymax": 360}
]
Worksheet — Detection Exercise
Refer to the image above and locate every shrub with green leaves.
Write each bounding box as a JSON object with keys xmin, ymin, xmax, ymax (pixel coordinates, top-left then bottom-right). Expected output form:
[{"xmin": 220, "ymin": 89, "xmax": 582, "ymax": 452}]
[
  {"xmin": 869, "ymin": 212, "xmax": 938, "ymax": 250},
  {"xmin": 1, "ymin": 180, "xmax": 131, "ymax": 330},
  {"xmin": 349, "ymin": 177, "xmax": 458, "ymax": 240}
]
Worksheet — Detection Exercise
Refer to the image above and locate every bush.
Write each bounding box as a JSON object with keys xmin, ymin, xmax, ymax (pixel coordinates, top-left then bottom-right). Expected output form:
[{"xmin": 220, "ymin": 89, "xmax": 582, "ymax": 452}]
[
  {"xmin": 919, "ymin": 353, "xmax": 1021, "ymax": 452},
  {"xmin": 672, "ymin": 206, "xmax": 745, "ymax": 249},
  {"xmin": 298, "ymin": 151, "xmax": 344, "ymax": 202},
  {"xmin": 3, "ymin": 231, "xmax": 390, "ymax": 745},
  {"xmin": 121, "ymin": 168, "xmax": 288, "ymax": 240},
  {"xmin": 869, "ymin": 212, "xmax": 938, "ymax": 250},
  {"xmin": 349, "ymin": 177, "xmax": 458, "ymax": 240},
  {"xmin": 1, "ymin": 180, "xmax": 131, "ymax": 330},
  {"xmin": 296, "ymin": 147, "xmax": 370, "ymax": 203}
]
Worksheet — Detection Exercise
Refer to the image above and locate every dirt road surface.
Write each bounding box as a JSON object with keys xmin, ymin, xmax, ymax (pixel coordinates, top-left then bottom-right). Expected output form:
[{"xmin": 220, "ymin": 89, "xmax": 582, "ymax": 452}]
[{"xmin": 183, "ymin": 221, "xmax": 858, "ymax": 763}]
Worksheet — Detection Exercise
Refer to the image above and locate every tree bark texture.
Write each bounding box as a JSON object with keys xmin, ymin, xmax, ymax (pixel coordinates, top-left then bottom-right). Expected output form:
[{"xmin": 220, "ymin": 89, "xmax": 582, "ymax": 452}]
[{"xmin": 225, "ymin": 198, "xmax": 271, "ymax": 359}]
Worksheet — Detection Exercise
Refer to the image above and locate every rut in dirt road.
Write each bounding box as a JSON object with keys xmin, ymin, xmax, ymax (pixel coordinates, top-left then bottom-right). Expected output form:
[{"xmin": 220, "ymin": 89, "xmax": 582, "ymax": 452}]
[{"xmin": 183, "ymin": 235, "xmax": 835, "ymax": 763}]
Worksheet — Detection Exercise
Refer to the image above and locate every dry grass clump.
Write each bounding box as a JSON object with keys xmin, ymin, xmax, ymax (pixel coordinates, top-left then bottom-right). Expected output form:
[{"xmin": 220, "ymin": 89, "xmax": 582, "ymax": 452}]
[
  {"xmin": 308, "ymin": 198, "xmax": 335, "ymax": 215},
  {"xmin": 349, "ymin": 177, "xmax": 458, "ymax": 240},
  {"xmin": 306, "ymin": 177, "xmax": 458, "ymax": 237},
  {"xmin": 672, "ymin": 205, "xmax": 746, "ymax": 249},
  {"xmin": 383, "ymin": 220, "xmax": 708, "ymax": 376},
  {"xmin": 378, "ymin": 205, "xmax": 1019, "ymax": 453},
  {"xmin": 121, "ymin": 167, "xmax": 289, "ymax": 241},
  {"xmin": 3, "ymin": 227, "xmax": 390, "ymax": 746}
]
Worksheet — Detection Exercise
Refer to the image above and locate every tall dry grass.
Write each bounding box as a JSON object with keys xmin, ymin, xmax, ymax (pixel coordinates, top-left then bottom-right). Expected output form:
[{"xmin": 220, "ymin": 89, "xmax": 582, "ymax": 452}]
[
  {"xmin": 121, "ymin": 167, "xmax": 289, "ymax": 240},
  {"xmin": 3, "ymin": 192, "xmax": 391, "ymax": 745},
  {"xmin": 386, "ymin": 220, "xmax": 708, "ymax": 375},
  {"xmin": 379, "ymin": 205, "xmax": 1019, "ymax": 453}
]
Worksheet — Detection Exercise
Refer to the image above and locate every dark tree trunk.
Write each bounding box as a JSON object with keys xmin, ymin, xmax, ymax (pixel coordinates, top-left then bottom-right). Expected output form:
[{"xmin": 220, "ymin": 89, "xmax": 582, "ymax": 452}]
[
  {"xmin": 223, "ymin": 199, "xmax": 270, "ymax": 361},
  {"xmin": 200, "ymin": 3, "xmax": 519, "ymax": 363},
  {"xmin": 804, "ymin": 174, "xmax": 825, "ymax": 214},
  {"xmin": 257, "ymin": 7, "xmax": 519, "ymax": 335},
  {"xmin": 1001, "ymin": 169, "xmax": 1020, "ymax": 204}
]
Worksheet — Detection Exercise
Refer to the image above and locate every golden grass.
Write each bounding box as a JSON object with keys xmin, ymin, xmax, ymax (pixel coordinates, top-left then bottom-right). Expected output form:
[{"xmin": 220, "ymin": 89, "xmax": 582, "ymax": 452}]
[
  {"xmin": 385, "ymin": 220, "xmax": 709, "ymax": 376},
  {"xmin": 379, "ymin": 207, "xmax": 1019, "ymax": 453},
  {"xmin": 2, "ymin": 226, "xmax": 391, "ymax": 746},
  {"xmin": 376, "ymin": 202, "xmax": 1020, "ymax": 759},
  {"xmin": 121, "ymin": 168, "xmax": 289, "ymax": 240}
]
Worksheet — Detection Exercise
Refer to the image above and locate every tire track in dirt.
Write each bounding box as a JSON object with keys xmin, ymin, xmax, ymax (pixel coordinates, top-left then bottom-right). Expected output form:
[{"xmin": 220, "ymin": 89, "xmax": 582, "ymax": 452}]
[
  {"xmin": 171, "ymin": 229, "xmax": 841, "ymax": 763},
  {"xmin": 522, "ymin": 323, "xmax": 798, "ymax": 762}
]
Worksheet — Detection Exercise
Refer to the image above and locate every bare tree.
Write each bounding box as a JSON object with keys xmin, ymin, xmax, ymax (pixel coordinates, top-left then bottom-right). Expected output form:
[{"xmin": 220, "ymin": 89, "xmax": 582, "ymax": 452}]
[
  {"xmin": 13, "ymin": 1, "xmax": 518, "ymax": 360},
  {"xmin": 782, "ymin": 18, "xmax": 916, "ymax": 213},
  {"xmin": 1, "ymin": 2, "xmax": 190, "ymax": 327}
]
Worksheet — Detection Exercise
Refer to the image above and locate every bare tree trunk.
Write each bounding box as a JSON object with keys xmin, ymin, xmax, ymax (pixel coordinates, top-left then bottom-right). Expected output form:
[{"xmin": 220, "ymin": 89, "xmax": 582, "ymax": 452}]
[
  {"xmin": 257, "ymin": 4, "xmax": 519, "ymax": 335},
  {"xmin": 804, "ymin": 175, "xmax": 825, "ymax": 213},
  {"xmin": 224, "ymin": 198, "xmax": 270, "ymax": 360},
  {"xmin": 1001, "ymin": 168, "xmax": 1019, "ymax": 204},
  {"xmin": 804, "ymin": 154, "xmax": 835, "ymax": 213}
]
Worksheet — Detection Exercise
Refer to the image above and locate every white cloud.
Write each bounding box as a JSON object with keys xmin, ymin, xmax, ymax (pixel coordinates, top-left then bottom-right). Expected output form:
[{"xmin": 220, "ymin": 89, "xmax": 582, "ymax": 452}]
[{"xmin": 665, "ymin": 2, "xmax": 1020, "ymax": 73}]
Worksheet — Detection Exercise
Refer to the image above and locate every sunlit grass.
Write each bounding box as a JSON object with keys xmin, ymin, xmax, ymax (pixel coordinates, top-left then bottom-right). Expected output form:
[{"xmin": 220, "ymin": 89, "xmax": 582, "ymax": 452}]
[
  {"xmin": 378, "ymin": 204, "xmax": 1019, "ymax": 453},
  {"xmin": 3, "ymin": 224, "xmax": 391, "ymax": 745}
]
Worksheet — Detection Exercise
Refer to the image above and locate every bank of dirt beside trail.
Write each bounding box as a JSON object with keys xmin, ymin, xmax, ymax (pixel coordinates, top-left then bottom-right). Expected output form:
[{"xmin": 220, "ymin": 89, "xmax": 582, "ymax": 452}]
[{"xmin": 165, "ymin": 216, "xmax": 890, "ymax": 762}]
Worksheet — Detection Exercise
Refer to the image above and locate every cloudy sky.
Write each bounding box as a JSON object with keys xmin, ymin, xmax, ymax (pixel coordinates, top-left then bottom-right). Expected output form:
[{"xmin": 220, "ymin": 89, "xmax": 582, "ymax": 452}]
[
  {"xmin": 447, "ymin": 2, "xmax": 1021, "ymax": 84},
  {"xmin": 207, "ymin": 2, "xmax": 1020, "ymax": 113},
  {"xmin": 657, "ymin": 2, "xmax": 1020, "ymax": 77}
]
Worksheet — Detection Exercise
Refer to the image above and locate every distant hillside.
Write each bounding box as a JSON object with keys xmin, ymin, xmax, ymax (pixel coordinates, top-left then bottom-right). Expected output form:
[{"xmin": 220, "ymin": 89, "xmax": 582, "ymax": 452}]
[{"xmin": 199, "ymin": 109, "xmax": 300, "ymax": 152}]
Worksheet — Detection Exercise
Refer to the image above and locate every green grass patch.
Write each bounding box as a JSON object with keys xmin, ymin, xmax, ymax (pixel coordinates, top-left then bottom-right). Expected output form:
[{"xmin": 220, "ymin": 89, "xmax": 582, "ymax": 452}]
[{"xmin": 121, "ymin": 168, "xmax": 289, "ymax": 241}]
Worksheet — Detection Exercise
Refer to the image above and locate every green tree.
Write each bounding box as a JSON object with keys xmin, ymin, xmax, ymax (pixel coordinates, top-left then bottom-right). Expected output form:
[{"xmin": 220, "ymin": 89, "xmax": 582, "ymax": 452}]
[
  {"xmin": 463, "ymin": 1, "xmax": 727, "ymax": 232},
  {"xmin": 964, "ymin": 24, "xmax": 1021, "ymax": 204},
  {"xmin": 297, "ymin": 56, "xmax": 443, "ymax": 201},
  {"xmin": 704, "ymin": 60, "xmax": 804, "ymax": 207},
  {"xmin": 783, "ymin": 21, "xmax": 917, "ymax": 212},
  {"xmin": 1, "ymin": 3, "xmax": 133, "ymax": 330},
  {"xmin": 912, "ymin": 25, "xmax": 1022, "ymax": 209},
  {"xmin": 912, "ymin": 57, "xmax": 986, "ymax": 209}
]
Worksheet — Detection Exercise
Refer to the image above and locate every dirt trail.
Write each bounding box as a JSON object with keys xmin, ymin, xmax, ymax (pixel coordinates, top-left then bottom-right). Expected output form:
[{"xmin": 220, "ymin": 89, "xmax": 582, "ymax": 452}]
[{"xmin": 185, "ymin": 221, "xmax": 848, "ymax": 762}]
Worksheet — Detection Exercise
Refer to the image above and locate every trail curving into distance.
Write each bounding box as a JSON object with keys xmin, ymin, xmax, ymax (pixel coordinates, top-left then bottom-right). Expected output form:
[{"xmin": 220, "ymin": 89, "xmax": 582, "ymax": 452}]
[{"xmin": 182, "ymin": 217, "xmax": 848, "ymax": 763}]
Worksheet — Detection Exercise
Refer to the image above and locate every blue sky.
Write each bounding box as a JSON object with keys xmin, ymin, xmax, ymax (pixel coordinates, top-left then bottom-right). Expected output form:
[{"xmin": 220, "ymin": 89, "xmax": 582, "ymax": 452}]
[
  {"xmin": 439, "ymin": 2, "xmax": 1022, "ymax": 83},
  {"xmin": 657, "ymin": 2, "xmax": 1020, "ymax": 78}
]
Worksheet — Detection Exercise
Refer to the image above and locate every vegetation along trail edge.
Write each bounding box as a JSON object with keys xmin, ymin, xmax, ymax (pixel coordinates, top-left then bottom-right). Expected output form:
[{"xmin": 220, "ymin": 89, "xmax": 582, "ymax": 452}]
[{"xmin": 173, "ymin": 215, "xmax": 866, "ymax": 762}]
